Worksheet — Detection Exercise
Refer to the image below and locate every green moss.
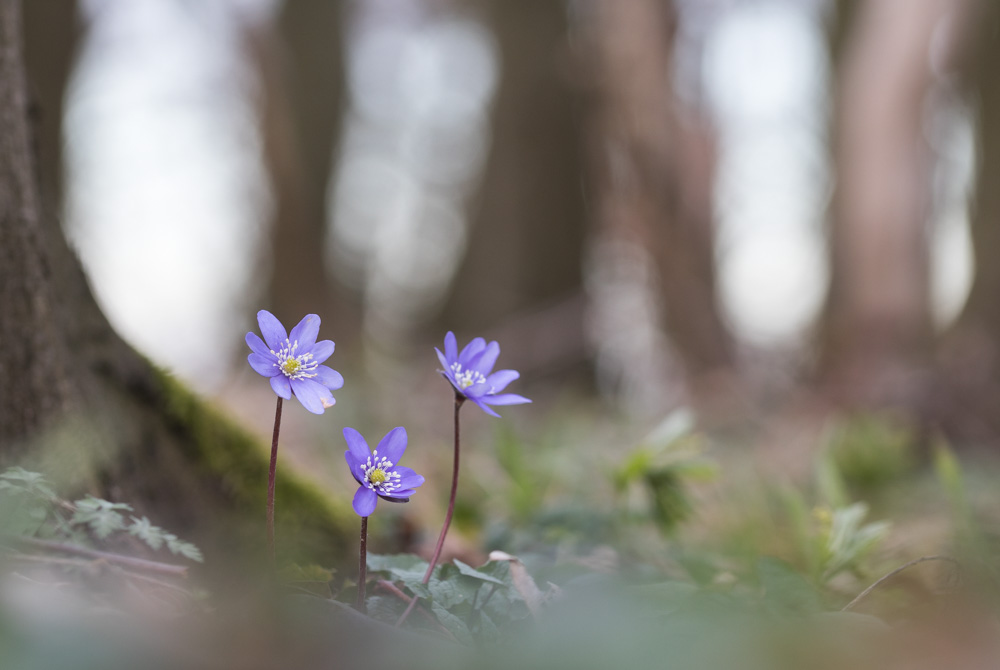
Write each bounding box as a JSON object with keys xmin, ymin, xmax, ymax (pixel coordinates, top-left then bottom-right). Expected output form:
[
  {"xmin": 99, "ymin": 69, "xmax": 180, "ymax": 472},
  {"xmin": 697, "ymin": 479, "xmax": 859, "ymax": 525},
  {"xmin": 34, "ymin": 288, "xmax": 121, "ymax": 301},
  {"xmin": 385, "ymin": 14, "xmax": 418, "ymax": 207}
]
[
  {"xmin": 154, "ymin": 368, "xmax": 354, "ymax": 564},
  {"xmin": 826, "ymin": 413, "xmax": 916, "ymax": 494}
]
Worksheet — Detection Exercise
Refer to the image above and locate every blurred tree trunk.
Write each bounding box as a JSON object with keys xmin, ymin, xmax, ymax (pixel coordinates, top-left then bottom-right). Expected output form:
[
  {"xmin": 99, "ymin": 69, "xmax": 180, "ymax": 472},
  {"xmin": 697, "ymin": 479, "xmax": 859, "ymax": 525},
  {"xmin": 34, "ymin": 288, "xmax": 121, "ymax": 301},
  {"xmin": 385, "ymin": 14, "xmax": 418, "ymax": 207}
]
[
  {"xmin": 249, "ymin": 0, "xmax": 359, "ymax": 341},
  {"xmin": 934, "ymin": 1, "xmax": 1000, "ymax": 441},
  {"xmin": 582, "ymin": 0, "xmax": 738, "ymax": 406},
  {"xmin": 438, "ymin": 0, "xmax": 590, "ymax": 375},
  {"xmin": 22, "ymin": 0, "xmax": 78, "ymax": 211},
  {"xmin": 0, "ymin": 0, "xmax": 74, "ymax": 447},
  {"xmin": 821, "ymin": 0, "xmax": 952, "ymax": 409},
  {"xmin": 1, "ymin": 0, "xmax": 351, "ymax": 568}
]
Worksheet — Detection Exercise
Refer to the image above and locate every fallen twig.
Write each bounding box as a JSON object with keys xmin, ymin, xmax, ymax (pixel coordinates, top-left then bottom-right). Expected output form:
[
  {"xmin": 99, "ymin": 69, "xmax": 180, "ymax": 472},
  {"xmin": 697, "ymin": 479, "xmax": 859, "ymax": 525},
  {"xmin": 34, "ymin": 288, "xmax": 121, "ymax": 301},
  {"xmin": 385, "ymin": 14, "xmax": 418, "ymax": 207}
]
[
  {"xmin": 6, "ymin": 536, "xmax": 189, "ymax": 577},
  {"xmin": 842, "ymin": 555, "xmax": 960, "ymax": 612}
]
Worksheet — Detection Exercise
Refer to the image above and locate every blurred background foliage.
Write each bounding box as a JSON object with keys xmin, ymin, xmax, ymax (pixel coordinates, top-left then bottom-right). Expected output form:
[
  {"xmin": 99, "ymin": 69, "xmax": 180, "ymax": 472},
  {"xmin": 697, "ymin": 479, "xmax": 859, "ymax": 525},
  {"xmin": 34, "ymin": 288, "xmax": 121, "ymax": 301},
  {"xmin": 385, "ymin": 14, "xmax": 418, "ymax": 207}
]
[{"xmin": 7, "ymin": 0, "xmax": 1000, "ymax": 616}]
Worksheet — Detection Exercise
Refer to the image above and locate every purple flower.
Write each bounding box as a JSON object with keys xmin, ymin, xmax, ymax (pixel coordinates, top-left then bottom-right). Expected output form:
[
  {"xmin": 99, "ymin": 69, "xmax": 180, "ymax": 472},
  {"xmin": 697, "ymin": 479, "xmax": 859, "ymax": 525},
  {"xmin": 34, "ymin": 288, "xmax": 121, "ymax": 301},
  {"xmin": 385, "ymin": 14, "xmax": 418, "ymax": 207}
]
[
  {"xmin": 343, "ymin": 427, "xmax": 425, "ymax": 517},
  {"xmin": 435, "ymin": 332, "xmax": 531, "ymax": 417},
  {"xmin": 246, "ymin": 310, "xmax": 344, "ymax": 414}
]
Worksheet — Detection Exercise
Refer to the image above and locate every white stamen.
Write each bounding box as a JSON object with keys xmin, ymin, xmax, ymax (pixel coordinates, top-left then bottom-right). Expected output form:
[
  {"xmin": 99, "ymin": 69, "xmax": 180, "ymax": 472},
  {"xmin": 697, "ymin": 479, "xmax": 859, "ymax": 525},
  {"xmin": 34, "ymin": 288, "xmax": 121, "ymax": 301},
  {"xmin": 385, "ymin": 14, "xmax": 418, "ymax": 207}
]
[
  {"xmin": 360, "ymin": 455, "xmax": 402, "ymax": 495},
  {"xmin": 271, "ymin": 338, "xmax": 320, "ymax": 380},
  {"xmin": 449, "ymin": 362, "xmax": 487, "ymax": 390}
]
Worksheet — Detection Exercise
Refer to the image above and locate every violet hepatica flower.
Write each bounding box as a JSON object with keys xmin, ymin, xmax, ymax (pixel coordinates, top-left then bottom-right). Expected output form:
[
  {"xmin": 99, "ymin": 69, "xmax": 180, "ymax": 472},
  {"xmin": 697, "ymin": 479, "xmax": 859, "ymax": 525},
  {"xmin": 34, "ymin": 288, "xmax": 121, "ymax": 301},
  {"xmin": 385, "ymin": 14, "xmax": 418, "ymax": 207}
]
[
  {"xmin": 344, "ymin": 427, "xmax": 425, "ymax": 517},
  {"xmin": 246, "ymin": 310, "xmax": 344, "ymax": 414},
  {"xmin": 435, "ymin": 331, "xmax": 531, "ymax": 417}
]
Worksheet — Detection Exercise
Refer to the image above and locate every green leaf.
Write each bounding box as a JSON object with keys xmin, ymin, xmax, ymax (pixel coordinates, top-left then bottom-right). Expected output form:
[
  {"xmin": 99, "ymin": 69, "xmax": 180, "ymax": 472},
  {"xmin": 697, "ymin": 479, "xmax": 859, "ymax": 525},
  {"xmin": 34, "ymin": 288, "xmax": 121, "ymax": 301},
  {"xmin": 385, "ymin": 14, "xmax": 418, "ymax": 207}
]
[
  {"xmin": 473, "ymin": 608, "xmax": 500, "ymax": 643},
  {"xmin": 821, "ymin": 503, "xmax": 889, "ymax": 581},
  {"xmin": 165, "ymin": 534, "xmax": 204, "ymax": 562},
  {"xmin": 71, "ymin": 496, "xmax": 132, "ymax": 539},
  {"xmin": 366, "ymin": 553, "xmax": 431, "ymax": 595},
  {"xmin": 0, "ymin": 467, "xmax": 56, "ymax": 500},
  {"xmin": 427, "ymin": 565, "xmax": 479, "ymax": 608},
  {"xmin": 365, "ymin": 595, "xmax": 402, "ymax": 624},
  {"xmin": 431, "ymin": 603, "xmax": 473, "ymax": 645},
  {"xmin": 453, "ymin": 558, "xmax": 506, "ymax": 586},
  {"xmin": 758, "ymin": 557, "xmax": 824, "ymax": 614},
  {"xmin": 128, "ymin": 516, "xmax": 166, "ymax": 550}
]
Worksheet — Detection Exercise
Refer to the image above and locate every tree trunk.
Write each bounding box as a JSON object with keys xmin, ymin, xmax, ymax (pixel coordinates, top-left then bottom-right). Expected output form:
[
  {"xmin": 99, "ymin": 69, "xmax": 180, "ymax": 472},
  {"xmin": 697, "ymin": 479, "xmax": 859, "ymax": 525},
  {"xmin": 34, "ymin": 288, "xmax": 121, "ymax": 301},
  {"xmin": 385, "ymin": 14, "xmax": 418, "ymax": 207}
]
[
  {"xmin": 252, "ymin": 0, "xmax": 359, "ymax": 341},
  {"xmin": 1, "ymin": 1, "xmax": 352, "ymax": 569},
  {"xmin": 822, "ymin": 0, "xmax": 952, "ymax": 409},
  {"xmin": 22, "ymin": 0, "xmax": 78, "ymax": 210},
  {"xmin": 582, "ymin": 0, "xmax": 738, "ymax": 406},
  {"xmin": 0, "ymin": 0, "xmax": 74, "ymax": 449},
  {"xmin": 438, "ymin": 0, "xmax": 589, "ymax": 374},
  {"xmin": 934, "ymin": 0, "xmax": 1000, "ymax": 441}
]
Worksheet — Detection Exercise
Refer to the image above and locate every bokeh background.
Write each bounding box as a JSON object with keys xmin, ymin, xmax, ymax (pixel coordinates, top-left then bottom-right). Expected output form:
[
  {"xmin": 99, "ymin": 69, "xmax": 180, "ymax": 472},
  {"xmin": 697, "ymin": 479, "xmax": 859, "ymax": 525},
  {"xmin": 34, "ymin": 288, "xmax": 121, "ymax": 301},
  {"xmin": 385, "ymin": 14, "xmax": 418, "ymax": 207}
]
[{"xmin": 23, "ymin": 0, "xmax": 1000, "ymax": 560}]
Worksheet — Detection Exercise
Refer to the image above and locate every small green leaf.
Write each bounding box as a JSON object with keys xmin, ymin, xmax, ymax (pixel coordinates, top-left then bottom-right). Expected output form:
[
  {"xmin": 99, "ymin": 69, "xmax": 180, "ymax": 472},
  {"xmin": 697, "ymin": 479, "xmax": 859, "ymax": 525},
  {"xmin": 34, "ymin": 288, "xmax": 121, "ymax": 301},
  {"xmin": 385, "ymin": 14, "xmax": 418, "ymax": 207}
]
[
  {"xmin": 165, "ymin": 534, "xmax": 204, "ymax": 562},
  {"xmin": 453, "ymin": 558, "xmax": 506, "ymax": 586},
  {"xmin": 72, "ymin": 496, "xmax": 132, "ymax": 539},
  {"xmin": 128, "ymin": 516, "xmax": 166, "ymax": 550}
]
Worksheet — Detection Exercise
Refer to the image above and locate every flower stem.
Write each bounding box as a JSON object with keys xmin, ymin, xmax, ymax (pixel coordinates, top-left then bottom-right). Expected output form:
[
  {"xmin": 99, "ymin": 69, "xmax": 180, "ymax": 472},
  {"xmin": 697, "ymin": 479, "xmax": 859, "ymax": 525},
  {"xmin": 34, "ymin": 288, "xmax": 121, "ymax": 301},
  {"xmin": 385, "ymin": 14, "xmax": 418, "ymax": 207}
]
[
  {"xmin": 357, "ymin": 516, "xmax": 369, "ymax": 613},
  {"xmin": 396, "ymin": 394, "xmax": 465, "ymax": 626},
  {"xmin": 267, "ymin": 397, "xmax": 283, "ymax": 569}
]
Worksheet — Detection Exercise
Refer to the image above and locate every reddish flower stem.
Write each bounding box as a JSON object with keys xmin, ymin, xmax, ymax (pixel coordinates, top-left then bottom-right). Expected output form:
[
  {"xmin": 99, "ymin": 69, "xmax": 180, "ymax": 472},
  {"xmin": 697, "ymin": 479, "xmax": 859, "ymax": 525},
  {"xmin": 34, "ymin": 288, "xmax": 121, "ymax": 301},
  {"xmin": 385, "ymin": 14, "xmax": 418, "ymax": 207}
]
[
  {"xmin": 267, "ymin": 397, "xmax": 283, "ymax": 569},
  {"xmin": 396, "ymin": 394, "xmax": 465, "ymax": 626},
  {"xmin": 357, "ymin": 516, "xmax": 369, "ymax": 613}
]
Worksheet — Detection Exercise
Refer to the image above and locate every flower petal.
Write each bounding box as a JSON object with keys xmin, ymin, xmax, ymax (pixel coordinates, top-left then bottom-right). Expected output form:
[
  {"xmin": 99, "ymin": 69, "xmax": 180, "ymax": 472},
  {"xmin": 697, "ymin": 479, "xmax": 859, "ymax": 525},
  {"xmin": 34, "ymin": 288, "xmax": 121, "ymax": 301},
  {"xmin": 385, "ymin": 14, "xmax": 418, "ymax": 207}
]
[
  {"xmin": 468, "ymin": 341, "xmax": 500, "ymax": 375},
  {"xmin": 486, "ymin": 369, "xmax": 519, "ymax": 393},
  {"xmin": 392, "ymin": 466, "xmax": 425, "ymax": 490},
  {"xmin": 343, "ymin": 452, "xmax": 365, "ymax": 484},
  {"xmin": 270, "ymin": 375, "xmax": 292, "ymax": 399},
  {"xmin": 290, "ymin": 378, "xmax": 333, "ymax": 414},
  {"xmin": 289, "ymin": 314, "xmax": 321, "ymax": 349},
  {"xmin": 481, "ymin": 393, "xmax": 532, "ymax": 406},
  {"xmin": 444, "ymin": 331, "xmax": 458, "ymax": 363},
  {"xmin": 352, "ymin": 487, "xmax": 377, "ymax": 517},
  {"xmin": 257, "ymin": 310, "xmax": 287, "ymax": 351},
  {"xmin": 313, "ymin": 365, "xmax": 344, "ymax": 391},
  {"xmin": 248, "ymin": 353, "xmax": 280, "ymax": 377},
  {"xmin": 343, "ymin": 427, "xmax": 371, "ymax": 464},
  {"xmin": 435, "ymin": 347, "xmax": 450, "ymax": 372},
  {"xmin": 463, "ymin": 382, "xmax": 490, "ymax": 399},
  {"xmin": 309, "ymin": 340, "xmax": 335, "ymax": 365},
  {"xmin": 472, "ymin": 398, "xmax": 502, "ymax": 418},
  {"xmin": 458, "ymin": 337, "xmax": 486, "ymax": 367},
  {"xmin": 246, "ymin": 332, "xmax": 272, "ymax": 356},
  {"xmin": 376, "ymin": 427, "xmax": 407, "ymax": 465},
  {"xmin": 384, "ymin": 489, "xmax": 416, "ymax": 499}
]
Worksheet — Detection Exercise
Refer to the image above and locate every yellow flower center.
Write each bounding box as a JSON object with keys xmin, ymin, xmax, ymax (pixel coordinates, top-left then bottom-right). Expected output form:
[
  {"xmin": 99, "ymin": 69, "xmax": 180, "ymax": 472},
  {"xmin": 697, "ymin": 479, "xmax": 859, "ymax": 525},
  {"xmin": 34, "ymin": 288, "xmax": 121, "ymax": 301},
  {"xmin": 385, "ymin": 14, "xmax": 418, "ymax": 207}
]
[
  {"xmin": 281, "ymin": 358, "xmax": 302, "ymax": 375},
  {"xmin": 368, "ymin": 469, "xmax": 387, "ymax": 486}
]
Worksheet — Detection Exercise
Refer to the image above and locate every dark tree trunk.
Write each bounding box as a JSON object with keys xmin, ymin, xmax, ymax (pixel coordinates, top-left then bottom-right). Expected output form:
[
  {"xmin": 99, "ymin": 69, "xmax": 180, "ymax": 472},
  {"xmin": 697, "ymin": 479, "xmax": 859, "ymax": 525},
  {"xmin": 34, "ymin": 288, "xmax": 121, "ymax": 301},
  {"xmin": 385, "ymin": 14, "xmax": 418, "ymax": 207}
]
[
  {"xmin": 581, "ymin": 0, "xmax": 738, "ymax": 406},
  {"xmin": 22, "ymin": 0, "xmax": 79, "ymax": 210},
  {"xmin": 0, "ymin": 1, "xmax": 352, "ymax": 569},
  {"xmin": 0, "ymin": 0, "xmax": 75, "ymax": 450},
  {"xmin": 252, "ymin": 0, "xmax": 359, "ymax": 341},
  {"xmin": 438, "ymin": 0, "xmax": 589, "ymax": 374}
]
